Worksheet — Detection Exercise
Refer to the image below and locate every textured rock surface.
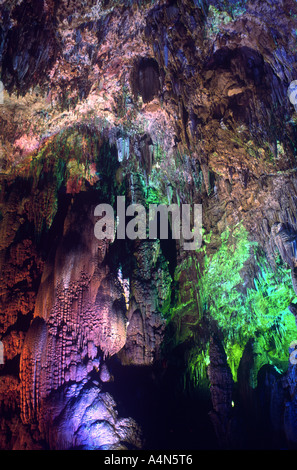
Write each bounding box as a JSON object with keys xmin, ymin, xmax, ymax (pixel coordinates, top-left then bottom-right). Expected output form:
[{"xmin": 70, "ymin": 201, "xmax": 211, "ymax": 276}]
[
  {"xmin": 18, "ymin": 201, "xmax": 143, "ymax": 448},
  {"xmin": 1, "ymin": 0, "xmax": 297, "ymax": 450},
  {"xmin": 207, "ymin": 336, "xmax": 235, "ymax": 448}
]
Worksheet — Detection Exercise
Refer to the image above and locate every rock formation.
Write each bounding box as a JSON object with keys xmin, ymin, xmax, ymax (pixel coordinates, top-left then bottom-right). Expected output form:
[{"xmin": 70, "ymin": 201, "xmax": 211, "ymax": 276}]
[{"xmin": 1, "ymin": 0, "xmax": 297, "ymax": 450}]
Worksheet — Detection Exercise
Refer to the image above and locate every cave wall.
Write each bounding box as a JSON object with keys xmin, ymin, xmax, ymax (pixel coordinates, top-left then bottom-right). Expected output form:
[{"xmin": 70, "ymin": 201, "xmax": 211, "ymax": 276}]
[{"xmin": 1, "ymin": 0, "xmax": 297, "ymax": 450}]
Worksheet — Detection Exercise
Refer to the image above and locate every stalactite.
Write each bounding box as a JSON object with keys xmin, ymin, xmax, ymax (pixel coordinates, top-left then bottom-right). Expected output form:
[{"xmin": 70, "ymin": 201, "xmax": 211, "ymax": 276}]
[{"xmin": 207, "ymin": 336, "xmax": 235, "ymax": 448}]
